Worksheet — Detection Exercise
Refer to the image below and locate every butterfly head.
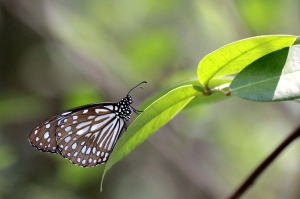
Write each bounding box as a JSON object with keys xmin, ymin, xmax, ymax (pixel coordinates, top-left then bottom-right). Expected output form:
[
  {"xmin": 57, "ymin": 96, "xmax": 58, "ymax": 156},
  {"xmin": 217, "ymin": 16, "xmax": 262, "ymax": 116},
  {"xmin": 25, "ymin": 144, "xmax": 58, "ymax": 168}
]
[
  {"xmin": 117, "ymin": 95, "xmax": 133, "ymax": 121},
  {"xmin": 118, "ymin": 81, "xmax": 147, "ymax": 121}
]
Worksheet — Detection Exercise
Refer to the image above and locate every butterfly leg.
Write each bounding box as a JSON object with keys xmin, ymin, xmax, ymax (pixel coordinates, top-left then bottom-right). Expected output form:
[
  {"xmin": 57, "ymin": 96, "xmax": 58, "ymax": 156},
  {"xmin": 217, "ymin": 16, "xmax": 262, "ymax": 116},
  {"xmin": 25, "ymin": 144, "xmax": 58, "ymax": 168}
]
[
  {"xmin": 124, "ymin": 122, "xmax": 128, "ymax": 130},
  {"xmin": 130, "ymin": 106, "xmax": 143, "ymax": 115}
]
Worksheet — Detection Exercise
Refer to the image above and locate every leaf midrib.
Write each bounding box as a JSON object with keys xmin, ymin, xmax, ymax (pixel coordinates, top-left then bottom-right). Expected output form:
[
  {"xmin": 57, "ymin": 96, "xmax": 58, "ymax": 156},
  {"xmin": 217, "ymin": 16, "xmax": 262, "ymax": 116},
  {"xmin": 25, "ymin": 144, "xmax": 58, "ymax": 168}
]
[{"xmin": 231, "ymin": 70, "xmax": 300, "ymax": 90}]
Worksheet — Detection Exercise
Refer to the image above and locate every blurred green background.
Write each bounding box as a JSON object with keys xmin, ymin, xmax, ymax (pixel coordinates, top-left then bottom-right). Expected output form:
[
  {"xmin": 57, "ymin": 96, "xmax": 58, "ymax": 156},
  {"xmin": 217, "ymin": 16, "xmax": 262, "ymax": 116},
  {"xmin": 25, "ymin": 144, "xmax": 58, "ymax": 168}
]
[{"xmin": 1, "ymin": 1, "xmax": 300, "ymax": 199}]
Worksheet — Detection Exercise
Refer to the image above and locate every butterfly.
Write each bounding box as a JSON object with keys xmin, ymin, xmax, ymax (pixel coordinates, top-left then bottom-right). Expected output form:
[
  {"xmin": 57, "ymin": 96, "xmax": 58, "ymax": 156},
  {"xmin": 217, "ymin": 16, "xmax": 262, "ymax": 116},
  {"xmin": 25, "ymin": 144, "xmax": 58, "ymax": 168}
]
[{"xmin": 28, "ymin": 81, "xmax": 146, "ymax": 167}]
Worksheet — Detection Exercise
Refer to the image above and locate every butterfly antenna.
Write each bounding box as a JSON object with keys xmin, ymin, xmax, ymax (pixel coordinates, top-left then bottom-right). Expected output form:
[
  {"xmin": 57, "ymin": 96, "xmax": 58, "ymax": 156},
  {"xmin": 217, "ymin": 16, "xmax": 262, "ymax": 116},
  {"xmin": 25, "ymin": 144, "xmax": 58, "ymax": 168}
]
[{"xmin": 127, "ymin": 81, "xmax": 147, "ymax": 95}]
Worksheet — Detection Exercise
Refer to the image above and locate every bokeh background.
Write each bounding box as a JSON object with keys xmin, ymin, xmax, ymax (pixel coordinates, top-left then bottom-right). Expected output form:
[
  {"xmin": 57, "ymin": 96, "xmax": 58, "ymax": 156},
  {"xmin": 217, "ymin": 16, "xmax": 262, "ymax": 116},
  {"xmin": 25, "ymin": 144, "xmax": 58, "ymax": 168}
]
[{"xmin": 1, "ymin": 1, "xmax": 300, "ymax": 199}]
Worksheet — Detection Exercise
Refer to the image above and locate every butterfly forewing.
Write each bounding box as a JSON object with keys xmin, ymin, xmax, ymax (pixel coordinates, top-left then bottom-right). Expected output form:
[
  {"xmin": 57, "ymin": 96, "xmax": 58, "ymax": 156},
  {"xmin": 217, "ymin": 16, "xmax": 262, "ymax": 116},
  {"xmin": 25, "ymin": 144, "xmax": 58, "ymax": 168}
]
[{"xmin": 56, "ymin": 104, "xmax": 126, "ymax": 167}]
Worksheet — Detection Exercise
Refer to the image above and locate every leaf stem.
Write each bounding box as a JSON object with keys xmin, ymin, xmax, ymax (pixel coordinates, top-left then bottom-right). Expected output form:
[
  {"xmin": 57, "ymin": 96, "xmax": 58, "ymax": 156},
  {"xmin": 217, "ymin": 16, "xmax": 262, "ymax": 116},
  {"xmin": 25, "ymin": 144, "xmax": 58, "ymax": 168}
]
[
  {"xmin": 227, "ymin": 124, "xmax": 300, "ymax": 199},
  {"xmin": 209, "ymin": 83, "xmax": 230, "ymax": 94}
]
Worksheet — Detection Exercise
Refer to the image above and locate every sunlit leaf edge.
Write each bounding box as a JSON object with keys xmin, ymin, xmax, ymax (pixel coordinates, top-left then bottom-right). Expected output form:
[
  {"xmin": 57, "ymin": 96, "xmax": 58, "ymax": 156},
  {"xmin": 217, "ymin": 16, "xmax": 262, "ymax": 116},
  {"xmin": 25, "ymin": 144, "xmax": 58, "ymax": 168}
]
[
  {"xmin": 139, "ymin": 77, "xmax": 203, "ymax": 110},
  {"xmin": 198, "ymin": 35, "xmax": 297, "ymax": 88}
]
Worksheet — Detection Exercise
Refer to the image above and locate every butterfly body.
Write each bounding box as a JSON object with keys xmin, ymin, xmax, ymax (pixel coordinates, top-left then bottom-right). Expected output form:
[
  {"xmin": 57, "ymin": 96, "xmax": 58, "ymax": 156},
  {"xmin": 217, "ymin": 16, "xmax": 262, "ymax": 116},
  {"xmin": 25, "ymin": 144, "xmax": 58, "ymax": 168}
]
[{"xmin": 29, "ymin": 82, "xmax": 146, "ymax": 167}]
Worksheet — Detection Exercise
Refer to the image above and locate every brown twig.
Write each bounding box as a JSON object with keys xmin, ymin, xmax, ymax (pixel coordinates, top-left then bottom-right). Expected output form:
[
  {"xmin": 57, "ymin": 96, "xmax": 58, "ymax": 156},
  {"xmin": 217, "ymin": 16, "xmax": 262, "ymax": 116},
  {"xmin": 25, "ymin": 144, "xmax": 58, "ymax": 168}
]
[{"xmin": 227, "ymin": 124, "xmax": 300, "ymax": 199}]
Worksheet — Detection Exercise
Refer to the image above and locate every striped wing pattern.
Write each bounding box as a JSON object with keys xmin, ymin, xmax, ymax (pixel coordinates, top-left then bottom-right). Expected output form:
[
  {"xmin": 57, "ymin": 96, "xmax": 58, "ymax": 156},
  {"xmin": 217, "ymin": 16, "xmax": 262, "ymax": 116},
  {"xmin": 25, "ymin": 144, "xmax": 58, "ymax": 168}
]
[
  {"xmin": 56, "ymin": 105, "xmax": 125, "ymax": 167},
  {"xmin": 29, "ymin": 103, "xmax": 126, "ymax": 167}
]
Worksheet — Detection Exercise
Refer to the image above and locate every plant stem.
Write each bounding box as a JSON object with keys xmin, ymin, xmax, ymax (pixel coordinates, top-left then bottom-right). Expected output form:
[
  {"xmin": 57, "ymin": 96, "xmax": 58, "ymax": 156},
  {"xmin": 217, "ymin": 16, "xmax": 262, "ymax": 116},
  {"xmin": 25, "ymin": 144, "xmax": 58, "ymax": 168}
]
[{"xmin": 227, "ymin": 124, "xmax": 300, "ymax": 199}]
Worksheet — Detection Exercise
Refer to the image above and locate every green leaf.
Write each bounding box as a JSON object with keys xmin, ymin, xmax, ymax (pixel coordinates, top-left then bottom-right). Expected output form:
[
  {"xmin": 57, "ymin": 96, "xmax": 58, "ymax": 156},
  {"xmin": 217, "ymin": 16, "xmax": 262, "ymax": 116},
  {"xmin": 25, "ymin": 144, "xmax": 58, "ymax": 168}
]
[
  {"xmin": 140, "ymin": 77, "xmax": 233, "ymax": 110},
  {"xmin": 101, "ymin": 85, "xmax": 200, "ymax": 189},
  {"xmin": 139, "ymin": 78, "xmax": 203, "ymax": 109},
  {"xmin": 198, "ymin": 35, "xmax": 297, "ymax": 88},
  {"xmin": 230, "ymin": 45, "xmax": 300, "ymax": 101}
]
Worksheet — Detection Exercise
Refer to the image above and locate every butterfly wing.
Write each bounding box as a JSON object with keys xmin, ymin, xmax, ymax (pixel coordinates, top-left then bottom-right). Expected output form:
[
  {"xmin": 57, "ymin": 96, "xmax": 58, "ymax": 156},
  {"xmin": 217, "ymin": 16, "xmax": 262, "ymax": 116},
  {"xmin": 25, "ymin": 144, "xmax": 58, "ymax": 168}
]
[
  {"xmin": 56, "ymin": 104, "xmax": 125, "ymax": 167},
  {"xmin": 29, "ymin": 115, "xmax": 64, "ymax": 153},
  {"xmin": 29, "ymin": 103, "xmax": 124, "ymax": 153},
  {"xmin": 28, "ymin": 105, "xmax": 98, "ymax": 153}
]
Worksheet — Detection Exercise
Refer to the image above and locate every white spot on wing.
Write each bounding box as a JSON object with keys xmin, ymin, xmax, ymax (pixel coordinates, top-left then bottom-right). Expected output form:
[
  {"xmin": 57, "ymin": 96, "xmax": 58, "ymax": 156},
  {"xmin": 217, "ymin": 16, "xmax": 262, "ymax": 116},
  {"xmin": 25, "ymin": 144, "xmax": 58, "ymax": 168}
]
[
  {"xmin": 46, "ymin": 124, "xmax": 51, "ymax": 129},
  {"xmin": 81, "ymin": 146, "xmax": 86, "ymax": 154},
  {"xmin": 35, "ymin": 137, "xmax": 39, "ymax": 141},
  {"xmin": 44, "ymin": 132, "xmax": 49, "ymax": 139},
  {"xmin": 105, "ymin": 153, "xmax": 109, "ymax": 158},
  {"xmin": 103, "ymin": 153, "xmax": 109, "ymax": 162},
  {"xmin": 64, "ymin": 136, "xmax": 71, "ymax": 142},
  {"xmin": 83, "ymin": 109, "xmax": 88, "ymax": 114},
  {"xmin": 65, "ymin": 126, "xmax": 71, "ymax": 132},
  {"xmin": 86, "ymin": 147, "xmax": 91, "ymax": 155},
  {"xmin": 71, "ymin": 143, "xmax": 77, "ymax": 150}
]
